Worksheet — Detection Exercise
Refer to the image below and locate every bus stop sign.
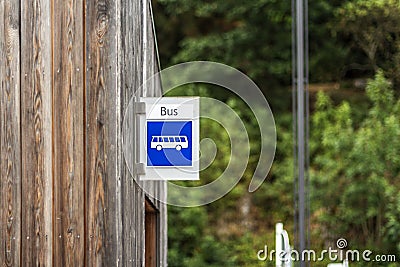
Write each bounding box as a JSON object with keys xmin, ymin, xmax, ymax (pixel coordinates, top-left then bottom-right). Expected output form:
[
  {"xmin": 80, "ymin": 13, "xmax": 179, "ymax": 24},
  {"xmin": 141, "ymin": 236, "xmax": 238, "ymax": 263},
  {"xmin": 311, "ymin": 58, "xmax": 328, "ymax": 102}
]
[
  {"xmin": 147, "ymin": 121, "xmax": 193, "ymax": 167},
  {"xmin": 136, "ymin": 97, "xmax": 199, "ymax": 180}
]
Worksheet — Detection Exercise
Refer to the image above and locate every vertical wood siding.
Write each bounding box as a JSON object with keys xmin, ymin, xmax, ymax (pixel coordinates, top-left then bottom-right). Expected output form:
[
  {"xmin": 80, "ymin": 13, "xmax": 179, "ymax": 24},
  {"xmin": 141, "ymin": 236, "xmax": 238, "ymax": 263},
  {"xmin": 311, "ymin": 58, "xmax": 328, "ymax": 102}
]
[
  {"xmin": 52, "ymin": 0, "xmax": 85, "ymax": 265},
  {"xmin": 120, "ymin": 0, "xmax": 142, "ymax": 264},
  {"xmin": 0, "ymin": 0, "xmax": 166, "ymax": 265},
  {"xmin": 85, "ymin": 0, "xmax": 121, "ymax": 265},
  {"xmin": 20, "ymin": 0, "xmax": 53, "ymax": 265},
  {"xmin": 1, "ymin": 1, "xmax": 21, "ymax": 266}
]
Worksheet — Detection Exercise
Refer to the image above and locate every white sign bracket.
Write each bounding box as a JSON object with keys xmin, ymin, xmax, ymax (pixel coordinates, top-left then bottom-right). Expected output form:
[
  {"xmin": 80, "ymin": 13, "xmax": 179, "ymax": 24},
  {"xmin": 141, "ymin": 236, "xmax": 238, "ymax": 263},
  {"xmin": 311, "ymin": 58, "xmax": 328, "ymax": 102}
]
[
  {"xmin": 133, "ymin": 99, "xmax": 147, "ymax": 177},
  {"xmin": 134, "ymin": 101, "xmax": 146, "ymax": 114},
  {"xmin": 134, "ymin": 163, "xmax": 146, "ymax": 175}
]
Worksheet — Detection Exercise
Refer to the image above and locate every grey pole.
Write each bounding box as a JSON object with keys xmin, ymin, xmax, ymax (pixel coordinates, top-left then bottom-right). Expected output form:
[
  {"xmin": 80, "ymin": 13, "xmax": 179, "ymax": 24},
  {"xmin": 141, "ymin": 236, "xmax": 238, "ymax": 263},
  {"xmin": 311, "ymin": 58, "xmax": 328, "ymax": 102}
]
[{"xmin": 296, "ymin": 0, "xmax": 306, "ymax": 266}]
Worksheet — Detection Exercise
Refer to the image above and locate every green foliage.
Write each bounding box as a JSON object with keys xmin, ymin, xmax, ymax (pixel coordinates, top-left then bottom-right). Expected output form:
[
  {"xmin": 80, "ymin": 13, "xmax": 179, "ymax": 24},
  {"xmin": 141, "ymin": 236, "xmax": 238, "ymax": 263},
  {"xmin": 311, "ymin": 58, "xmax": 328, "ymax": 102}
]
[
  {"xmin": 165, "ymin": 54, "xmax": 400, "ymax": 267},
  {"xmin": 311, "ymin": 72, "xmax": 400, "ymax": 256},
  {"xmin": 168, "ymin": 206, "xmax": 236, "ymax": 266},
  {"xmin": 335, "ymin": 0, "xmax": 400, "ymax": 83},
  {"xmin": 154, "ymin": 1, "xmax": 400, "ymax": 266},
  {"xmin": 154, "ymin": 0, "xmax": 349, "ymax": 88},
  {"xmin": 166, "ymin": 84, "xmax": 268, "ymax": 266},
  {"xmin": 165, "ymin": 0, "xmax": 292, "ymax": 86},
  {"xmin": 384, "ymin": 188, "xmax": 400, "ymax": 254}
]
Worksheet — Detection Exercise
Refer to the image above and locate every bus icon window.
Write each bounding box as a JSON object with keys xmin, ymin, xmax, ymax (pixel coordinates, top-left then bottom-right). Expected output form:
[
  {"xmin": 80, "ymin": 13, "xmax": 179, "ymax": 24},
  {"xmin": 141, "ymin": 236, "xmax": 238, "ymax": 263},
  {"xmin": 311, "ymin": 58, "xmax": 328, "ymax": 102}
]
[{"xmin": 150, "ymin": 135, "xmax": 189, "ymax": 151}]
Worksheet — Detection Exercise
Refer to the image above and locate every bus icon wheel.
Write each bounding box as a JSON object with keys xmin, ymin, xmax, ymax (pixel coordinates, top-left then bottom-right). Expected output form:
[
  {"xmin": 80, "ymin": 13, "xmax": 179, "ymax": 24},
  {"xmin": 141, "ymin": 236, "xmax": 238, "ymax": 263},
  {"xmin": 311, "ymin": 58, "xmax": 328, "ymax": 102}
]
[
  {"xmin": 156, "ymin": 145, "xmax": 162, "ymax": 151},
  {"xmin": 175, "ymin": 145, "xmax": 182, "ymax": 151}
]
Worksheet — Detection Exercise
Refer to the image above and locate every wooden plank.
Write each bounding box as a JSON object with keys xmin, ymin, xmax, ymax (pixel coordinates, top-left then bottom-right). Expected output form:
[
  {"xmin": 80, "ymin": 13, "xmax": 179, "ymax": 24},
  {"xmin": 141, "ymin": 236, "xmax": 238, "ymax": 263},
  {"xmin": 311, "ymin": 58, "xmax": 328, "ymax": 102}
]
[
  {"xmin": 145, "ymin": 3, "xmax": 168, "ymax": 266},
  {"xmin": 120, "ymin": 0, "xmax": 146, "ymax": 265},
  {"xmin": 52, "ymin": 0, "xmax": 85, "ymax": 265},
  {"xmin": 119, "ymin": 1, "xmax": 168, "ymax": 265},
  {"xmin": 20, "ymin": 0, "xmax": 53, "ymax": 265},
  {"xmin": 0, "ymin": 0, "xmax": 21, "ymax": 266},
  {"xmin": 85, "ymin": 0, "xmax": 121, "ymax": 265}
]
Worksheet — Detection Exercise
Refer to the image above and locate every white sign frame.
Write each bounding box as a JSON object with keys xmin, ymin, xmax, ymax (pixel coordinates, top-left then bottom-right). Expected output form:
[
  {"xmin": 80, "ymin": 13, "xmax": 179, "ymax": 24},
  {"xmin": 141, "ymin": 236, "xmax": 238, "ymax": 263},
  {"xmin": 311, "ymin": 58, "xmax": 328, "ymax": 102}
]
[{"xmin": 137, "ymin": 97, "xmax": 200, "ymax": 180}]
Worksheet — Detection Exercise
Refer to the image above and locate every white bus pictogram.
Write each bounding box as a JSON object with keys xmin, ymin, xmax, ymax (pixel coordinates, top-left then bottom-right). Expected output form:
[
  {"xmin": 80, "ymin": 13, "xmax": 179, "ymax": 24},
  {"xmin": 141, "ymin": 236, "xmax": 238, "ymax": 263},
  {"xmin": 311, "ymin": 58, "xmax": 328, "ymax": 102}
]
[{"xmin": 150, "ymin": 136, "xmax": 188, "ymax": 151}]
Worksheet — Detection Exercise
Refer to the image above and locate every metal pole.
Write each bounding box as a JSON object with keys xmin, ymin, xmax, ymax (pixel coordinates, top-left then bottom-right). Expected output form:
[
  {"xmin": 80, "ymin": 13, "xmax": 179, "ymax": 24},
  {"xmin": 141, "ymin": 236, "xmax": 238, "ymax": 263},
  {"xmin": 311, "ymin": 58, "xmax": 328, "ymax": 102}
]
[{"xmin": 296, "ymin": 0, "xmax": 306, "ymax": 266}]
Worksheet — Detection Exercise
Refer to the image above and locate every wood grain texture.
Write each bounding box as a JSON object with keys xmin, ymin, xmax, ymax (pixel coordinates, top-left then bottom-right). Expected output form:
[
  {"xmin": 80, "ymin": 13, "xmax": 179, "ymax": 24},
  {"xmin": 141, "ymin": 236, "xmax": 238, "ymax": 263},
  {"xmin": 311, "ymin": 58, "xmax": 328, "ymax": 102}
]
[
  {"xmin": 144, "ymin": 2, "xmax": 168, "ymax": 266},
  {"xmin": 120, "ymin": 0, "xmax": 145, "ymax": 265},
  {"xmin": 0, "ymin": 1, "xmax": 21, "ymax": 266},
  {"xmin": 85, "ymin": 0, "xmax": 121, "ymax": 265},
  {"xmin": 52, "ymin": 0, "xmax": 85, "ymax": 265},
  {"xmin": 1, "ymin": 0, "xmax": 166, "ymax": 265},
  {"xmin": 120, "ymin": 0, "xmax": 167, "ymax": 265},
  {"xmin": 20, "ymin": 0, "xmax": 53, "ymax": 265}
]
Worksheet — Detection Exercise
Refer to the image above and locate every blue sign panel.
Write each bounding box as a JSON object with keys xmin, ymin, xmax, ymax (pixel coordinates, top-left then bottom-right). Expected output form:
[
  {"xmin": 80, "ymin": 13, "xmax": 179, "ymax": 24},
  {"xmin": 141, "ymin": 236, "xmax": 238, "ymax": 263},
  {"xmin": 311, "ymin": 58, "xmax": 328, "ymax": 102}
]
[{"xmin": 147, "ymin": 121, "xmax": 193, "ymax": 166}]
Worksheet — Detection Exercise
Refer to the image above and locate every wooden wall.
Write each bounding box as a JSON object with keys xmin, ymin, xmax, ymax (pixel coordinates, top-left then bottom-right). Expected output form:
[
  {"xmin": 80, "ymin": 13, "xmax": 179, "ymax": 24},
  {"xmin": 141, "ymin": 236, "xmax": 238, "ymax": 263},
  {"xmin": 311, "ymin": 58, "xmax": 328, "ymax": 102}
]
[{"xmin": 0, "ymin": 0, "xmax": 167, "ymax": 266}]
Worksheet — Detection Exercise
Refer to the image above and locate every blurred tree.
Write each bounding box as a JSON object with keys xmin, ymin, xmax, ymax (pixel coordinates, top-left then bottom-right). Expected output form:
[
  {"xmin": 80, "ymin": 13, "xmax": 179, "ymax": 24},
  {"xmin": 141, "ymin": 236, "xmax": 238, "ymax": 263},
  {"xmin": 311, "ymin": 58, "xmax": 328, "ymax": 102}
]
[
  {"xmin": 168, "ymin": 206, "xmax": 236, "ymax": 266},
  {"xmin": 166, "ymin": 84, "xmax": 264, "ymax": 266},
  {"xmin": 152, "ymin": 1, "xmax": 400, "ymax": 266},
  {"xmin": 335, "ymin": 0, "xmax": 400, "ymax": 84},
  {"xmin": 153, "ymin": 0, "xmax": 349, "ymax": 91},
  {"xmin": 311, "ymin": 71, "xmax": 400, "ymax": 260}
]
